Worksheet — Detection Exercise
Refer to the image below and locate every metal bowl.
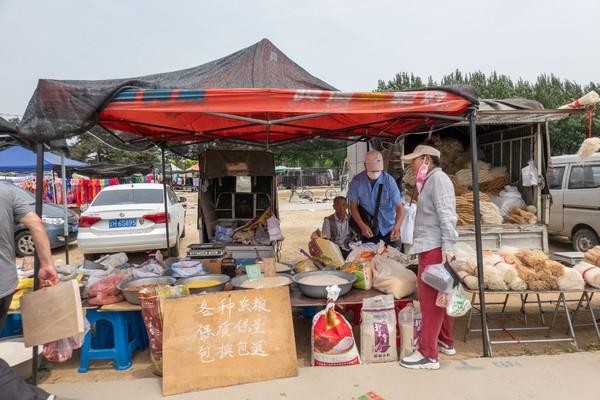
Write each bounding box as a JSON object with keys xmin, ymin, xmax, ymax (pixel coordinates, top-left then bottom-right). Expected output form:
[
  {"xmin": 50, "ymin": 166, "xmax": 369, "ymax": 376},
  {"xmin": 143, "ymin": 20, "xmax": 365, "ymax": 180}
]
[
  {"xmin": 293, "ymin": 271, "xmax": 356, "ymax": 299},
  {"xmin": 117, "ymin": 276, "xmax": 176, "ymax": 305},
  {"xmin": 231, "ymin": 274, "xmax": 294, "ymax": 290},
  {"xmin": 240, "ymin": 262, "xmax": 293, "ymax": 275},
  {"xmin": 176, "ymin": 274, "xmax": 230, "ymax": 294}
]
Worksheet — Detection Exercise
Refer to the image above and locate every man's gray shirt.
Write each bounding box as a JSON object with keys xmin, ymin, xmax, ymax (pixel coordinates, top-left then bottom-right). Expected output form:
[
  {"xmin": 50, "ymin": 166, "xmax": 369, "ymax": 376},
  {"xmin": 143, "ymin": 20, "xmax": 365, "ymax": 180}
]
[{"xmin": 0, "ymin": 183, "xmax": 34, "ymax": 298}]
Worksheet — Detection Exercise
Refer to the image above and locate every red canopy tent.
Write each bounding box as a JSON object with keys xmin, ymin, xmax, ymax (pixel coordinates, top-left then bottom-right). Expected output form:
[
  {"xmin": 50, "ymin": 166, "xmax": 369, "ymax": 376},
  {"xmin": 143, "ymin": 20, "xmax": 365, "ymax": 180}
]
[{"xmin": 98, "ymin": 87, "xmax": 476, "ymax": 148}]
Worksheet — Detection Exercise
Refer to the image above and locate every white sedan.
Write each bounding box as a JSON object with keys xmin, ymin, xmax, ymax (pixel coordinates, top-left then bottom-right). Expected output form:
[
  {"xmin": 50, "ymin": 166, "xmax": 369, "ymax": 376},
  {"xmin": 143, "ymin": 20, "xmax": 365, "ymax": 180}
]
[{"xmin": 77, "ymin": 183, "xmax": 186, "ymax": 257}]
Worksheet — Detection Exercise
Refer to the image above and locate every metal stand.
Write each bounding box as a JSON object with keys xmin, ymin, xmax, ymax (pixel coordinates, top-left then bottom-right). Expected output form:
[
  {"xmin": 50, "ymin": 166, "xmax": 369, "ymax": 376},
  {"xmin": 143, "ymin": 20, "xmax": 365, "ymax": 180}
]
[
  {"xmin": 468, "ymin": 107, "xmax": 491, "ymax": 357},
  {"xmin": 160, "ymin": 146, "xmax": 171, "ymax": 256},
  {"xmin": 31, "ymin": 142, "xmax": 44, "ymax": 384},
  {"xmin": 463, "ymin": 289, "xmax": 580, "ymax": 356}
]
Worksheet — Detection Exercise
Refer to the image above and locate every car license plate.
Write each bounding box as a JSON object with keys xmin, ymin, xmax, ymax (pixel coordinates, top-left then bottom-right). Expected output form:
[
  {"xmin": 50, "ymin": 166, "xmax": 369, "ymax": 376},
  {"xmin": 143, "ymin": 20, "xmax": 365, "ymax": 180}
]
[{"xmin": 109, "ymin": 218, "xmax": 137, "ymax": 229}]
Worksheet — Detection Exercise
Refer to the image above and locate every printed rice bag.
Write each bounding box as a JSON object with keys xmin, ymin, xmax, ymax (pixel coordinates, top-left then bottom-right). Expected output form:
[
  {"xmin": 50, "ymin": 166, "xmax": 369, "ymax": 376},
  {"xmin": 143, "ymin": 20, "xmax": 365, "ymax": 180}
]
[
  {"xmin": 360, "ymin": 295, "xmax": 398, "ymax": 363},
  {"xmin": 311, "ymin": 285, "xmax": 361, "ymax": 366},
  {"xmin": 398, "ymin": 303, "xmax": 421, "ymax": 359}
]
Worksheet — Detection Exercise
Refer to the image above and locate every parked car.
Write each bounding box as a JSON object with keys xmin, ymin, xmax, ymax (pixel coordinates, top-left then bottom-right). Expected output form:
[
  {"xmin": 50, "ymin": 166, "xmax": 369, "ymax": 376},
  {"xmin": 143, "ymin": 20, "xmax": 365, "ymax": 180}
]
[
  {"xmin": 77, "ymin": 183, "xmax": 186, "ymax": 257},
  {"xmin": 2, "ymin": 182, "xmax": 79, "ymax": 257},
  {"xmin": 548, "ymin": 152, "xmax": 600, "ymax": 252}
]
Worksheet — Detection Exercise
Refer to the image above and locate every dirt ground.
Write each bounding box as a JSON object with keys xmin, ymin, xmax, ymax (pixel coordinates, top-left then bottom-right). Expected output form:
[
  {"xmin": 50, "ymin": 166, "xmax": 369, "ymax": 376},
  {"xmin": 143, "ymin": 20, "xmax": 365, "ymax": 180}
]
[{"xmin": 22, "ymin": 188, "xmax": 600, "ymax": 384}]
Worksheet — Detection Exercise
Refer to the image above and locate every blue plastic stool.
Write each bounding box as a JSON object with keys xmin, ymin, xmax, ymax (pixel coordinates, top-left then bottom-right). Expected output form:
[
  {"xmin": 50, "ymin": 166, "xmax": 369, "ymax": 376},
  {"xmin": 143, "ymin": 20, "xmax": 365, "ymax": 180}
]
[
  {"xmin": 79, "ymin": 310, "xmax": 146, "ymax": 373},
  {"xmin": 0, "ymin": 314, "xmax": 23, "ymax": 338}
]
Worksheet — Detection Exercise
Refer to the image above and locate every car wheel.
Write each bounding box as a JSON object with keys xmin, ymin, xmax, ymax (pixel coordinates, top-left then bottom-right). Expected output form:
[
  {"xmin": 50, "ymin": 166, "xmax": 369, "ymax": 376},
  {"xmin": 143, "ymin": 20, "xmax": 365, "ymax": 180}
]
[
  {"xmin": 15, "ymin": 231, "xmax": 35, "ymax": 257},
  {"xmin": 171, "ymin": 227, "xmax": 181, "ymax": 257},
  {"xmin": 572, "ymin": 228, "xmax": 599, "ymax": 252}
]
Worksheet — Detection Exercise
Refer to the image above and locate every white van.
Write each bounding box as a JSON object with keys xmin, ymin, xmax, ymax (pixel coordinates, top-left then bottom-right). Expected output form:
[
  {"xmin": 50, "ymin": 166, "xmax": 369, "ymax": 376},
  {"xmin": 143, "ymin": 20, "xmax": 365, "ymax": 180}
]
[{"xmin": 548, "ymin": 152, "xmax": 600, "ymax": 251}]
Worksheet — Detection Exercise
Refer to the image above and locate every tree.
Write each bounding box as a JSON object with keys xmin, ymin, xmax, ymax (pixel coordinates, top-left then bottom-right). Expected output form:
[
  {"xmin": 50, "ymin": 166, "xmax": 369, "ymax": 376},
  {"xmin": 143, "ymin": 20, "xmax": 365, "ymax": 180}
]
[
  {"xmin": 69, "ymin": 133, "xmax": 160, "ymax": 164},
  {"xmin": 377, "ymin": 70, "xmax": 599, "ymax": 155}
]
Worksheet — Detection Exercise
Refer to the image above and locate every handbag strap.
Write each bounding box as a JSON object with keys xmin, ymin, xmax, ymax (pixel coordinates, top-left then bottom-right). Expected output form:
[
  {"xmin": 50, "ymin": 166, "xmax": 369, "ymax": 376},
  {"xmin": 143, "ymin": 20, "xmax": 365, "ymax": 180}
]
[{"xmin": 372, "ymin": 183, "xmax": 384, "ymax": 233}]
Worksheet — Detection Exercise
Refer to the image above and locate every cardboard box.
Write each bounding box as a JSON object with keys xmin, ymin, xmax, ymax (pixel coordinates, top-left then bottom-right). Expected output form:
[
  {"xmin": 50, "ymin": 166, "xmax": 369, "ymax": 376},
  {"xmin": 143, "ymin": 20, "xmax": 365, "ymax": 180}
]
[{"xmin": 202, "ymin": 258, "xmax": 222, "ymax": 274}]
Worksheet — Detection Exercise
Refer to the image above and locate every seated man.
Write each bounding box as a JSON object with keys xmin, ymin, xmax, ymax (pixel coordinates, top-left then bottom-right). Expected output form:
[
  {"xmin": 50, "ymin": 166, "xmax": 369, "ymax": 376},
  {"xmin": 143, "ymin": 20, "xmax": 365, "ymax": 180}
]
[{"xmin": 320, "ymin": 196, "xmax": 354, "ymax": 258}]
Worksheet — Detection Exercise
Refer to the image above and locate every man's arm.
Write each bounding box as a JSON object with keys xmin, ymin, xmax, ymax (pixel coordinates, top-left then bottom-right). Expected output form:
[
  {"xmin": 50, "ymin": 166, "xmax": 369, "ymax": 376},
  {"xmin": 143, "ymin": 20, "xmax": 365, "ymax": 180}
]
[
  {"xmin": 390, "ymin": 202, "xmax": 405, "ymax": 241},
  {"xmin": 19, "ymin": 212, "xmax": 57, "ymax": 282},
  {"xmin": 389, "ymin": 175, "xmax": 404, "ymax": 241},
  {"xmin": 349, "ymin": 201, "xmax": 373, "ymax": 238}
]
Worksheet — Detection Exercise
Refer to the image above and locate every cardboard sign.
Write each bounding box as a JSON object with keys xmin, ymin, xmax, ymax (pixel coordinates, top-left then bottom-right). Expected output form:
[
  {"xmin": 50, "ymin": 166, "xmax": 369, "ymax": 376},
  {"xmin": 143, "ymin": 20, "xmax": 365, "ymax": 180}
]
[
  {"xmin": 20, "ymin": 280, "xmax": 84, "ymax": 347},
  {"xmin": 162, "ymin": 287, "xmax": 297, "ymax": 396}
]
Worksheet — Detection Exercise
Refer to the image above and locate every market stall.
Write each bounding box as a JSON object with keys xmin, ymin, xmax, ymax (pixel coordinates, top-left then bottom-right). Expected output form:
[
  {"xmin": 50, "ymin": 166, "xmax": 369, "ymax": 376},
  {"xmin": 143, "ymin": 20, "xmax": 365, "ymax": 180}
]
[{"xmin": 16, "ymin": 39, "xmax": 488, "ymax": 391}]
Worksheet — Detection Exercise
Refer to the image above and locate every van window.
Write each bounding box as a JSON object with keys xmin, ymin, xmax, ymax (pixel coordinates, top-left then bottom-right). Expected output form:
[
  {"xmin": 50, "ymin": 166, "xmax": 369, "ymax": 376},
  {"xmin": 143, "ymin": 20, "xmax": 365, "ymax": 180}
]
[
  {"xmin": 568, "ymin": 165, "xmax": 600, "ymax": 189},
  {"xmin": 548, "ymin": 166, "xmax": 565, "ymax": 189}
]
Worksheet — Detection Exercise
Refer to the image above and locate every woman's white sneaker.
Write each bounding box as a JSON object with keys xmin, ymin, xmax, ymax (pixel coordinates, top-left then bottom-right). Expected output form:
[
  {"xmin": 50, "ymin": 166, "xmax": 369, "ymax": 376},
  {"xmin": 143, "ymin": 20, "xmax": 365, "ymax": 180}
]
[
  {"xmin": 399, "ymin": 350, "xmax": 440, "ymax": 370},
  {"xmin": 438, "ymin": 340, "xmax": 456, "ymax": 355}
]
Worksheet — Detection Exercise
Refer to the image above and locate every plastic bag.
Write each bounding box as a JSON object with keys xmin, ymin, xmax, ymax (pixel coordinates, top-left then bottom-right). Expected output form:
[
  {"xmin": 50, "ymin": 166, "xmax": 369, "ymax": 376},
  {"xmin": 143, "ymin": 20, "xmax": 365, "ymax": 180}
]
[
  {"xmin": 360, "ymin": 295, "xmax": 398, "ymax": 363},
  {"xmin": 87, "ymin": 272, "xmax": 126, "ymax": 305},
  {"xmin": 371, "ymin": 255, "xmax": 417, "ymax": 299},
  {"xmin": 446, "ymin": 285, "xmax": 472, "ymax": 317},
  {"xmin": 267, "ymin": 215, "xmax": 284, "ymax": 241},
  {"xmin": 139, "ymin": 285, "xmax": 190, "ymax": 376},
  {"xmin": 398, "ymin": 303, "xmax": 421, "ymax": 359},
  {"xmin": 400, "ymin": 203, "xmax": 417, "ymax": 245},
  {"xmin": 311, "ymin": 285, "xmax": 361, "ymax": 366},
  {"xmin": 214, "ymin": 224, "xmax": 234, "ymax": 243},
  {"xmin": 421, "ymin": 263, "xmax": 455, "ymax": 293},
  {"xmin": 170, "ymin": 260, "xmax": 204, "ymax": 278},
  {"xmin": 95, "ymin": 252, "xmax": 128, "ymax": 268},
  {"xmin": 492, "ymin": 186, "xmax": 526, "ymax": 217},
  {"xmin": 131, "ymin": 259, "xmax": 165, "ymax": 279},
  {"xmin": 42, "ymin": 319, "xmax": 90, "ymax": 363},
  {"xmin": 521, "ymin": 160, "xmax": 539, "ymax": 187},
  {"xmin": 342, "ymin": 260, "xmax": 373, "ymax": 290}
]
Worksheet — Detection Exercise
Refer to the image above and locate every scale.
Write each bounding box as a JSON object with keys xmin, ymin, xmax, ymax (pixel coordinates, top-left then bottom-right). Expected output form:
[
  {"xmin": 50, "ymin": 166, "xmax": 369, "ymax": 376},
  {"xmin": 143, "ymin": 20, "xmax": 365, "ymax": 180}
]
[{"xmin": 186, "ymin": 244, "xmax": 226, "ymax": 259}]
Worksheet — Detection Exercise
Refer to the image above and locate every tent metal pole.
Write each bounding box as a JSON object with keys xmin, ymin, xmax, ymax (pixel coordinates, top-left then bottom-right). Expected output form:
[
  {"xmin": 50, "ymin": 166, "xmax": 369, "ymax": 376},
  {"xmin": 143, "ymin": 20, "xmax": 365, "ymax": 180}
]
[
  {"xmin": 161, "ymin": 146, "xmax": 171, "ymax": 256},
  {"xmin": 469, "ymin": 108, "xmax": 491, "ymax": 357},
  {"xmin": 32, "ymin": 142, "xmax": 44, "ymax": 384},
  {"xmin": 61, "ymin": 155, "xmax": 69, "ymax": 264}
]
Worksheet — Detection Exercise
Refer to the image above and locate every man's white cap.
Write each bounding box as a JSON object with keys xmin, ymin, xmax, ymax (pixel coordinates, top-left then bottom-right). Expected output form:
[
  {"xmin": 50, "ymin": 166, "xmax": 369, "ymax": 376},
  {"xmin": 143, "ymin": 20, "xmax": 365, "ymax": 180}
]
[{"xmin": 401, "ymin": 145, "xmax": 441, "ymax": 162}]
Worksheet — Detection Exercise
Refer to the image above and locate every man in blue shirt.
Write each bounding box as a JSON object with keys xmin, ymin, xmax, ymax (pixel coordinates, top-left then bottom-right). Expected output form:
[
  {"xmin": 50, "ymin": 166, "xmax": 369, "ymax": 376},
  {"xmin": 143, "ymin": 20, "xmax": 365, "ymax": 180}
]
[{"xmin": 347, "ymin": 151, "xmax": 404, "ymax": 244}]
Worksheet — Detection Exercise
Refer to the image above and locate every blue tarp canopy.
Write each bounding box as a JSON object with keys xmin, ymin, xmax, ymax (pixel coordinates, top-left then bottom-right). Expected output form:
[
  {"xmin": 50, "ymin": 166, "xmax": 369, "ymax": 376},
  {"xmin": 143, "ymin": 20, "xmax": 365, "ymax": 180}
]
[{"xmin": 0, "ymin": 145, "xmax": 87, "ymax": 172}]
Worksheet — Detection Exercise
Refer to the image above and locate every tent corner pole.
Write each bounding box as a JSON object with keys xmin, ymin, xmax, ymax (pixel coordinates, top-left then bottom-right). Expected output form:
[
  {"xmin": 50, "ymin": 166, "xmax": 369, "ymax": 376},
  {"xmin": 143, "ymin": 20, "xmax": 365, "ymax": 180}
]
[
  {"xmin": 469, "ymin": 107, "xmax": 491, "ymax": 357},
  {"xmin": 32, "ymin": 142, "xmax": 45, "ymax": 384},
  {"xmin": 161, "ymin": 146, "xmax": 172, "ymax": 257},
  {"xmin": 61, "ymin": 155, "xmax": 69, "ymax": 264}
]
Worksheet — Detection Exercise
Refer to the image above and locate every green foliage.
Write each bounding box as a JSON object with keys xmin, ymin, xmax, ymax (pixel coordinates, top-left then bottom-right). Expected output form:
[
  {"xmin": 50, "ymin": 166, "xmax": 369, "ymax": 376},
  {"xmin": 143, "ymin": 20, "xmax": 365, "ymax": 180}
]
[
  {"xmin": 378, "ymin": 71, "xmax": 599, "ymax": 155},
  {"xmin": 69, "ymin": 134, "xmax": 160, "ymax": 164},
  {"xmin": 274, "ymin": 148, "xmax": 346, "ymax": 168}
]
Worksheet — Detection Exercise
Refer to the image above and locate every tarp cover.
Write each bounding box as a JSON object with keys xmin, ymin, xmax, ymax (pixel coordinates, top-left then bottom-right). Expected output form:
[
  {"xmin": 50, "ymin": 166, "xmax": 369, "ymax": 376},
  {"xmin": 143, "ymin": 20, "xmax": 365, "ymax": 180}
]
[
  {"xmin": 18, "ymin": 39, "xmax": 337, "ymax": 143},
  {"xmin": 65, "ymin": 162, "xmax": 154, "ymax": 178},
  {"xmin": 200, "ymin": 150, "xmax": 275, "ymax": 179},
  {"xmin": 0, "ymin": 145, "xmax": 87, "ymax": 172}
]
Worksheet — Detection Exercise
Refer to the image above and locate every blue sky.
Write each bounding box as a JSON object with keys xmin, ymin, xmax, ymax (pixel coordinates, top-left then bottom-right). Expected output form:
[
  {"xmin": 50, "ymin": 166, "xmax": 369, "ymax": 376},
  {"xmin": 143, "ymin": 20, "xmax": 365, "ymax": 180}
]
[{"xmin": 1, "ymin": 0, "xmax": 598, "ymax": 116}]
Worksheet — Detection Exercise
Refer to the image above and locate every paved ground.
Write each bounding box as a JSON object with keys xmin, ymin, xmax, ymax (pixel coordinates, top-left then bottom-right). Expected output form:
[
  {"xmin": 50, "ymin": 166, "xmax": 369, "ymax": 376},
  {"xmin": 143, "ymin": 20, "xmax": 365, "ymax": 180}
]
[{"xmin": 42, "ymin": 351, "xmax": 600, "ymax": 399}]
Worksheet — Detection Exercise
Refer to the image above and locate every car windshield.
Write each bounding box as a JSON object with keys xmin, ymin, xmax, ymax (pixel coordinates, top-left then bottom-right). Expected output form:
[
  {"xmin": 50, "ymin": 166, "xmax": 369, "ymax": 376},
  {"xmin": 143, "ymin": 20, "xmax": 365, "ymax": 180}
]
[{"xmin": 92, "ymin": 189, "xmax": 164, "ymax": 206}]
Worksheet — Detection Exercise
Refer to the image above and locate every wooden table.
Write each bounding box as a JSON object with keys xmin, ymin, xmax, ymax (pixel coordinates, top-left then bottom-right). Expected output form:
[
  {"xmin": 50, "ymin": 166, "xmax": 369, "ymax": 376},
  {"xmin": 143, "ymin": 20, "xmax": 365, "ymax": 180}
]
[
  {"xmin": 99, "ymin": 301, "xmax": 142, "ymax": 312},
  {"xmin": 290, "ymin": 287, "xmax": 413, "ymax": 307}
]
